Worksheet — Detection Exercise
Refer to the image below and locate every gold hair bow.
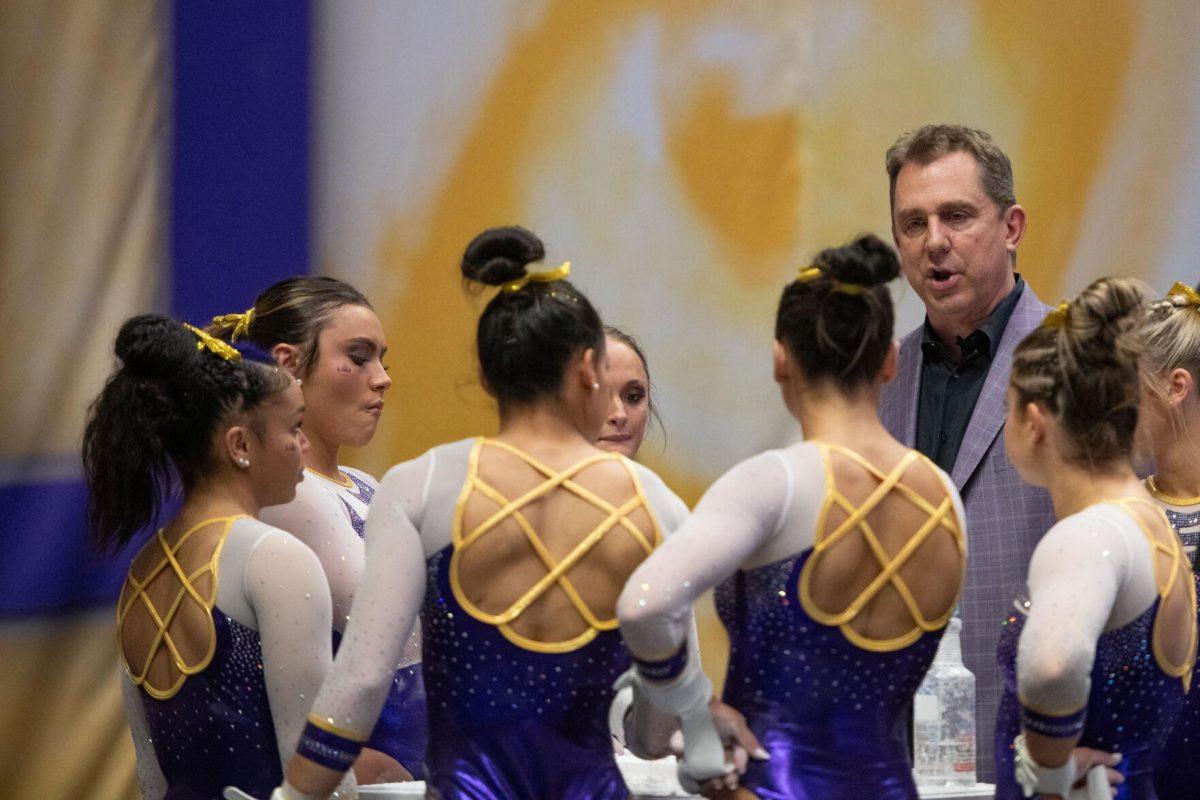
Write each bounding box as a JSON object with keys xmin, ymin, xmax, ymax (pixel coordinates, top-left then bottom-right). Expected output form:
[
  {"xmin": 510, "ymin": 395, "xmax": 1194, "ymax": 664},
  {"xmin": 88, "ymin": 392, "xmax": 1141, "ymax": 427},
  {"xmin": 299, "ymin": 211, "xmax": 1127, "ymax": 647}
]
[
  {"xmin": 184, "ymin": 323, "xmax": 241, "ymax": 361},
  {"xmin": 795, "ymin": 265, "xmax": 866, "ymax": 295},
  {"xmin": 501, "ymin": 261, "xmax": 571, "ymax": 294},
  {"xmin": 1042, "ymin": 300, "xmax": 1070, "ymax": 330},
  {"xmin": 211, "ymin": 307, "xmax": 255, "ymax": 342},
  {"xmin": 1167, "ymin": 281, "xmax": 1200, "ymax": 309}
]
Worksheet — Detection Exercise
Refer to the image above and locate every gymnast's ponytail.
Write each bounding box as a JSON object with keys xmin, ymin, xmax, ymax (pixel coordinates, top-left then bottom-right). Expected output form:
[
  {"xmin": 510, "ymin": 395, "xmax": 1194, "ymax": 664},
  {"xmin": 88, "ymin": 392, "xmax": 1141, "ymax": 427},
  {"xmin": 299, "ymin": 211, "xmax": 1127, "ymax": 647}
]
[
  {"xmin": 1010, "ymin": 277, "xmax": 1152, "ymax": 467},
  {"xmin": 207, "ymin": 276, "xmax": 372, "ymax": 378},
  {"xmin": 83, "ymin": 314, "xmax": 288, "ymax": 551},
  {"xmin": 462, "ymin": 226, "xmax": 604, "ymax": 404},
  {"xmin": 775, "ymin": 234, "xmax": 899, "ymax": 390}
]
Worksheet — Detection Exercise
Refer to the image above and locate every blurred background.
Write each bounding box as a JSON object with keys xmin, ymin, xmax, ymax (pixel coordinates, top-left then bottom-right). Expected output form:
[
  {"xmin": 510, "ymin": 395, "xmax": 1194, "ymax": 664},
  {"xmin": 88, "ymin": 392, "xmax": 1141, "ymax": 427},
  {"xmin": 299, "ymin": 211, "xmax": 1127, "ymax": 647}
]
[{"xmin": 2, "ymin": 2, "xmax": 1197, "ymax": 797}]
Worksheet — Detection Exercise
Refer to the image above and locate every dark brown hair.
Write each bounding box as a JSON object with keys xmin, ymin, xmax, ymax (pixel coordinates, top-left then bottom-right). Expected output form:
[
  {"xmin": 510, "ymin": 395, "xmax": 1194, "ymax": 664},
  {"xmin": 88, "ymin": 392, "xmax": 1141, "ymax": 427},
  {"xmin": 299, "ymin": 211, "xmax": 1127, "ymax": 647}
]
[
  {"xmin": 775, "ymin": 234, "xmax": 899, "ymax": 391},
  {"xmin": 208, "ymin": 276, "xmax": 372, "ymax": 377},
  {"xmin": 1010, "ymin": 277, "xmax": 1152, "ymax": 467},
  {"xmin": 462, "ymin": 226, "xmax": 605, "ymax": 404}
]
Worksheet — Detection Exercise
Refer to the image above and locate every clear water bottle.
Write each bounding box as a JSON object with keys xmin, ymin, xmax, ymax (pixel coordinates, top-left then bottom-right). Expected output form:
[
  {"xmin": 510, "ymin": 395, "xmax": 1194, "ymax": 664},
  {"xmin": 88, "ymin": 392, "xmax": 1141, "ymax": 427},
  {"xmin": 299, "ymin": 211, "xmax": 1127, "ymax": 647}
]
[{"xmin": 913, "ymin": 617, "xmax": 976, "ymax": 787}]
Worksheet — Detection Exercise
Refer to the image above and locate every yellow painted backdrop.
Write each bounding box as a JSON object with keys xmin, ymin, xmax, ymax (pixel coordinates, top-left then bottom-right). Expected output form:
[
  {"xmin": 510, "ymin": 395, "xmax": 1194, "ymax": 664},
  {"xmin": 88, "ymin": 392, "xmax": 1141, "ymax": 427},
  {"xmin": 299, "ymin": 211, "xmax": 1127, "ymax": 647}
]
[{"xmin": 317, "ymin": 0, "xmax": 1200, "ymax": 691}]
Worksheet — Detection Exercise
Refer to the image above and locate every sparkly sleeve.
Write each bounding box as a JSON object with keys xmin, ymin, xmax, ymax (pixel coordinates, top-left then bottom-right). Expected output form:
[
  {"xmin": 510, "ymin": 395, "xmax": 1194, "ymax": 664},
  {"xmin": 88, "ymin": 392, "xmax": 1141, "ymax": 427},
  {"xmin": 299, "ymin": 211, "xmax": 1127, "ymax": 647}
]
[
  {"xmin": 1016, "ymin": 509, "xmax": 1134, "ymax": 729},
  {"xmin": 120, "ymin": 674, "xmax": 167, "ymax": 799},
  {"xmin": 297, "ymin": 452, "xmax": 432, "ymax": 761},
  {"xmin": 260, "ymin": 475, "xmax": 365, "ymax": 634},
  {"xmin": 618, "ymin": 450, "xmax": 791, "ymax": 661},
  {"xmin": 243, "ymin": 529, "xmax": 337, "ymax": 767}
]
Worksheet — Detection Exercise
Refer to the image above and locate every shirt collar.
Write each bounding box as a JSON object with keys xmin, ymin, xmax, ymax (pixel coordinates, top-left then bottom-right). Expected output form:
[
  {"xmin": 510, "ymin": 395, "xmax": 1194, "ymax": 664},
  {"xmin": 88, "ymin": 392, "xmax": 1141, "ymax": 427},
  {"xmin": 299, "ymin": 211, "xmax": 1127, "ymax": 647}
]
[{"xmin": 922, "ymin": 273, "xmax": 1026, "ymax": 360}]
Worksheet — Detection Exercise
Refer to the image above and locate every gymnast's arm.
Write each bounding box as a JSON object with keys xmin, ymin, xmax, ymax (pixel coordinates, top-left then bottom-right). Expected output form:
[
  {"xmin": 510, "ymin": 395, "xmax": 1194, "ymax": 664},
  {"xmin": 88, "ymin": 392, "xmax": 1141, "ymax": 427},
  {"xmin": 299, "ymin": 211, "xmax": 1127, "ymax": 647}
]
[
  {"xmin": 618, "ymin": 468, "xmax": 697, "ymax": 758},
  {"xmin": 241, "ymin": 529, "xmax": 351, "ymax": 795},
  {"xmin": 259, "ymin": 477, "xmax": 364, "ymax": 634},
  {"xmin": 279, "ymin": 454, "xmax": 431, "ymax": 798},
  {"xmin": 618, "ymin": 450, "xmax": 791, "ymax": 664},
  {"xmin": 1015, "ymin": 510, "xmax": 1135, "ymax": 778}
]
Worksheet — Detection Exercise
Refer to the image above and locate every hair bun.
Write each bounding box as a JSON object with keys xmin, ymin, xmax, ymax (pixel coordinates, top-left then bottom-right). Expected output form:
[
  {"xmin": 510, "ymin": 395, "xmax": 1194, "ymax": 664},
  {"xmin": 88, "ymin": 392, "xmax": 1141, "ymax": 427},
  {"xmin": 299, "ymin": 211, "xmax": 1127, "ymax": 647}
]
[
  {"xmin": 1062, "ymin": 277, "xmax": 1152, "ymax": 355},
  {"xmin": 1070, "ymin": 278, "xmax": 1148, "ymax": 330},
  {"xmin": 461, "ymin": 226, "xmax": 546, "ymax": 286},
  {"xmin": 115, "ymin": 314, "xmax": 197, "ymax": 376},
  {"xmin": 820, "ymin": 234, "xmax": 899, "ymax": 289}
]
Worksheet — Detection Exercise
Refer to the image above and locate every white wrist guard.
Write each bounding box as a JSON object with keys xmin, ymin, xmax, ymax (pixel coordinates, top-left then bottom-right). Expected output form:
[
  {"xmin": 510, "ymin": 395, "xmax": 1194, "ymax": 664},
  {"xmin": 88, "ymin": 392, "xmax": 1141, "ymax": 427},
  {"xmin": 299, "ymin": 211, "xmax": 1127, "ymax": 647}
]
[
  {"xmin": 1014, "ymin": 733, "xmax": 1077, "ymax": 797},
  {"xmin": 675, "ymin": 701, "xmax": 731, "ymax": 793},
  {"xmin": 633, "ymin": 645, "xmax": 711, "ymax": 717}
]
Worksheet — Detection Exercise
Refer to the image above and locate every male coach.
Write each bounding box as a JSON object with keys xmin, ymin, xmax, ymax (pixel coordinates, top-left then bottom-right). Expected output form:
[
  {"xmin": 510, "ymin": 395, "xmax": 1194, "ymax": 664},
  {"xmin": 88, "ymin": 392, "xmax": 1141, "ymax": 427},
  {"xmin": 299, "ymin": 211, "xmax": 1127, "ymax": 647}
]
[{"xmin": 879, "ymin": 124, "xmax": 1056, "ymax": 782}]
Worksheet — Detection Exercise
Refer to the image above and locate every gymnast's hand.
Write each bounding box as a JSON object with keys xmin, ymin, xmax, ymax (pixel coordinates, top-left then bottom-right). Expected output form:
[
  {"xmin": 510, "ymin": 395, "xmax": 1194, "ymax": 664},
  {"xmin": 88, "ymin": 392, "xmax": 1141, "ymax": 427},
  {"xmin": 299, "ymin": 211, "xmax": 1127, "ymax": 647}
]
[{"xmin": 671, "ymin": 698, "xmax": 768, "ymax": 794}]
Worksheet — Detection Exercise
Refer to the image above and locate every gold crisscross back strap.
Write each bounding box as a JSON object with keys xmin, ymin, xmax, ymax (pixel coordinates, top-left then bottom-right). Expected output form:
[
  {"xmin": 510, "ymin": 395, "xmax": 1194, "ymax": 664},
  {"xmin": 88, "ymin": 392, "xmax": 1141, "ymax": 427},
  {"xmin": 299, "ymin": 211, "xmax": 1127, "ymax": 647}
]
[
  {"xmin": 116, "ymin": 515, "xmax": 244, "ymax": 700},
  {"xmin": 1112, "ymin": 498, "xmax": 1197, "ymax": 693},
  {"xmin": 798, "ymin": 444, "xmax": 965, "ymax": 652},
  {"xmin": 450, "ymin": 438, "xmax": 662, "ymax": 653}
]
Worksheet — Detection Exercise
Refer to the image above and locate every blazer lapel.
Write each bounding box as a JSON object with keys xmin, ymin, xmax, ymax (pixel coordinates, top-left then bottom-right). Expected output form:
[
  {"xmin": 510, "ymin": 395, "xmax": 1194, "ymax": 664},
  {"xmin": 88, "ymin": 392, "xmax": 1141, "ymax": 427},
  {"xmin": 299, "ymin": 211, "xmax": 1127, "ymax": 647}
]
[
  {"xmin": 949, "ymin": 285, "xmax": 1051, "ymax": 489},
  {"xmin": 892, "ymin": 329, "xmax": 922, "ymax": 447}
]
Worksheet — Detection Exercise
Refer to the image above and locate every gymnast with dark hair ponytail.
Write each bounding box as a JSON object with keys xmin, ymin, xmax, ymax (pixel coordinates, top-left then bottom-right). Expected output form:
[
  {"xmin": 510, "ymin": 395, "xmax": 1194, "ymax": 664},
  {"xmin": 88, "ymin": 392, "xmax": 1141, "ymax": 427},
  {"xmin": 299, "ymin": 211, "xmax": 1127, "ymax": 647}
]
[
  {"xmin": 259, "ymin": 226, "xmax": 708, "ymax": 800},
  {"xmin": 619, "ymin": 234, "xmax": 968, "ymax": 798},
  {"xmin": 83, "ymin": 314, "xmax": 355, "ymax": 799}
]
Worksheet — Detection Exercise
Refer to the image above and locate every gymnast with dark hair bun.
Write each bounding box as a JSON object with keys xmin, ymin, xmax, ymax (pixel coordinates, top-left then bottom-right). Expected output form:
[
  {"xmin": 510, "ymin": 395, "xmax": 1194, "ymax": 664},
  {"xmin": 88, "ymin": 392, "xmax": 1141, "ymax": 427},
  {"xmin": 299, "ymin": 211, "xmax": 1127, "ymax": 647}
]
[
  {"xmin": 263, "ymin": 226, "xmax": 705, "ymax": 800},
  {"xmin": 619, "ymin": 234, "xmax": 968, "ymax": 799},
  {"xmin": 83, "ymin": 314, "xmax": 354, "ymax": 799}
]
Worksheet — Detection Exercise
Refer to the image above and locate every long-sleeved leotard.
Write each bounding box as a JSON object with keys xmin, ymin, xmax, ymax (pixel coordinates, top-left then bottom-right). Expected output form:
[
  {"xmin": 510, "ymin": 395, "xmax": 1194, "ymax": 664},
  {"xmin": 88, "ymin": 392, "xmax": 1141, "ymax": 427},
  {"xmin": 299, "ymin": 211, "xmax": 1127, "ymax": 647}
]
[
  {"xmin": 297, "ymin": 438, "xmax": 688, "ymax": 800},
  {"xmin": 118, "ymin": 515, "xmax": 353, "ymax": 800},
  {"xmin": 619, "ymin": 441, "xmax": 967, "ymax": 799},
  {"xmin": 994, "ymin": 499, "xmax": 1196, "ymax": 800},
  {"xmin": 261, "ymin": 467, "xmax": 426, "ymax": 776},
  {"xmin": 1148, "ymin": 486, "xmax": 1200, "ymax": 800}
]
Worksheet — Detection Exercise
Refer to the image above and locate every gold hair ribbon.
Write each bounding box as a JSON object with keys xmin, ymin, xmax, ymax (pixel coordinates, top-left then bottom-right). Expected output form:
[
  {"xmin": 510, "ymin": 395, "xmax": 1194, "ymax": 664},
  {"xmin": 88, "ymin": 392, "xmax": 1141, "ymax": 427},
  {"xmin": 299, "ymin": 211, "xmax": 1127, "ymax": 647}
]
[
  {"xmin": 795, "ymin": 265, "xmax": 866, "ymax": 295},
  {"xmin": 210, "ymin": 307, "xmax": 255, "ymax": 342},
  {"xmin": 501, "ymin": 261, "xmax": 571, "ymax": 294},
  {"xmin": 1166, "ymin": 281, "xmax": 1200, "ymax": 309},
  {"xmin": 1042, "ymin": 300, "xmax": 1070, "ymax": 330},
  {"xmin": 183, "ymin": 323, "xmax": 241, "ymax": 361}
]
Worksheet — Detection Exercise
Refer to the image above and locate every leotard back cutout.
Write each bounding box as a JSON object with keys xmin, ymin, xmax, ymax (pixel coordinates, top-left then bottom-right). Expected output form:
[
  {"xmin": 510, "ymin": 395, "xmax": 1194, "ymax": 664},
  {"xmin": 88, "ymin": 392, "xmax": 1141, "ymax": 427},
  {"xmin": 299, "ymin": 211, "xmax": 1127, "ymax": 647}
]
[
  {"xmin": 1112, "ymin": 497, "xmax": 1197, "ymax": 692},
  {"xmin": 117, "ymin": 515, "xmax": 246, "ymax": 700},
  {"xmin": 798, "ymin": 443, "xmax": 965, "ymax": 652},
  {"xmin": 450, "ymin": 438, "xmax": 662, "ymax": 653}
]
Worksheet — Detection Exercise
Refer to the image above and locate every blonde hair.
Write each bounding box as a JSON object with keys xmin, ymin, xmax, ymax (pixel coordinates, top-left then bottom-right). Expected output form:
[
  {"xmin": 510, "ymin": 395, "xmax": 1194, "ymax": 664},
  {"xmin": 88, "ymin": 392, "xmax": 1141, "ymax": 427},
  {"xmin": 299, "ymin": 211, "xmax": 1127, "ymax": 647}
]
[
  {"xmin": 1138, "ymin": 286, "xmax": 1200, "ymax": 431},
  {"xmin": 1009, "ymin": 277, "xmax": 1153, "ymax": 467}
]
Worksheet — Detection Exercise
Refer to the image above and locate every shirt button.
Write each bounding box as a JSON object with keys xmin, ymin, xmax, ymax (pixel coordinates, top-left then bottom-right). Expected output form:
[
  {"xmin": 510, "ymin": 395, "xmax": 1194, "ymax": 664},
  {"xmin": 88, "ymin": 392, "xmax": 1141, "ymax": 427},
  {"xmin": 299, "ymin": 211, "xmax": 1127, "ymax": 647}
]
[{"xmin": 939, "ymin": 434, "xmax": 948, "ymax": 444}]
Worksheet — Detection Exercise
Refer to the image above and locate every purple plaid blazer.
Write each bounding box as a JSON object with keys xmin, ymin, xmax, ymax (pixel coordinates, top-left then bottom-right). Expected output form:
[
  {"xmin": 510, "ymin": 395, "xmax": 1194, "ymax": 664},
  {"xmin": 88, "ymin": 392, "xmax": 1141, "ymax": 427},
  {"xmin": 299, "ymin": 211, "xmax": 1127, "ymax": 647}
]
[{"xmin": 878, "ymin": 284, "xmax": 1055, "ymax": 782}]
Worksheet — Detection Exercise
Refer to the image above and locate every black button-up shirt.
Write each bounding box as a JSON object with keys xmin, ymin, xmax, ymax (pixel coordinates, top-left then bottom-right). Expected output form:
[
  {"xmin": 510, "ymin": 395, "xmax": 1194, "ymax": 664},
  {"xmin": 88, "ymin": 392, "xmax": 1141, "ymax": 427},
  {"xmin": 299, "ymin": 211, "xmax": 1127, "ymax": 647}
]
[{"xmin": 916, "ymin": 275, "xmax": 1025, "ymax": 475}]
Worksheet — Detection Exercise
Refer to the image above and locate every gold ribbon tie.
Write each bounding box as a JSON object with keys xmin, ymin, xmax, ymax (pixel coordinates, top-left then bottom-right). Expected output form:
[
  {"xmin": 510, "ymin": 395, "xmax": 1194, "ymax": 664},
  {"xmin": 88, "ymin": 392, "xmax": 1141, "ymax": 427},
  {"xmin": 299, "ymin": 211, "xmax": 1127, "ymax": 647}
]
[
  {"xmin": 501, "ymin": 261, "xmax": 571, "ymax": 294},
  {"xmin": 1167, "ymin": 281, "xmax": 1200, "ymax": 310},
  {"xmin": 210, "ymin": 307, "xmax": 255, "ymax": 342},
  {"xmin": 184, "ymin": 323, "xmax": 241, "ymax": 361},
  {"xmin": 1042, "ymin": 300, "xmax": 1070, "ymax": 330},
  {"xmin": 795, "ymin": 265, "xmax": 866, "ymax": 295}
]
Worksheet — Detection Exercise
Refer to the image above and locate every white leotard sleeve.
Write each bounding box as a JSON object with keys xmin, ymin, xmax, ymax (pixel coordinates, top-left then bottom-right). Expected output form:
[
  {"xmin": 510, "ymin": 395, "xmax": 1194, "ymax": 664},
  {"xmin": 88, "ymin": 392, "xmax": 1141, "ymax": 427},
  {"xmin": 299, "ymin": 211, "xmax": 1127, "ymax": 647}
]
[
  {"xmin": 1016, "ymin": 504, "xmax": 1157, "ymax": 716},
  {"xmin": 260, "ymin": 475, "xmax": 365, "ymax": 633},
  {"xmin": 302, "ymin": 451, "xmax": 434, "ymax": 738},
  {"xmin": 121, "ymin": 675, "xmax": 167, "ymax": 799},
  {"xmin": 618, "ymin": 448, "xmax": 801, "ymax": 660}
]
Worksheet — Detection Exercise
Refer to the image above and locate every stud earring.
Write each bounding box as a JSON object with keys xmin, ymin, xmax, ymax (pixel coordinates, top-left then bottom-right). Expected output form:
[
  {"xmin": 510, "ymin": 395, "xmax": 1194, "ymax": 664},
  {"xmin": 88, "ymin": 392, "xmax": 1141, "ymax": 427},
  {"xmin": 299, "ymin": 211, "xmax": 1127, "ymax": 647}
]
[
  {"xmin": 237, "ymin": 457, "xmax": 250, "ymax": 468},
  {"xmin": 592, "ymin": 382, "xmax": 600, "ymax": 390}
]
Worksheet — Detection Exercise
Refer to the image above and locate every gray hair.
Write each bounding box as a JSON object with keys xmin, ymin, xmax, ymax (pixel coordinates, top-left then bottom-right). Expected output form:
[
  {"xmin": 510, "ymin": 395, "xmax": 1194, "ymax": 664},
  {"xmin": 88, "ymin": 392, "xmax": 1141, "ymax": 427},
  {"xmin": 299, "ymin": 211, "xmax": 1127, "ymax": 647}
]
[{"xmin": 885, "ymin": 124, "xmax": 1016, "ymax": 214}]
